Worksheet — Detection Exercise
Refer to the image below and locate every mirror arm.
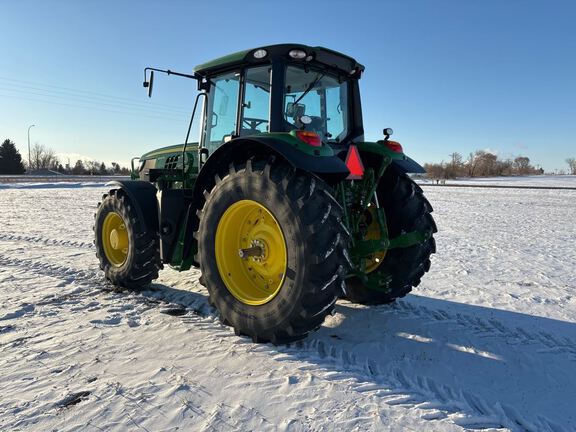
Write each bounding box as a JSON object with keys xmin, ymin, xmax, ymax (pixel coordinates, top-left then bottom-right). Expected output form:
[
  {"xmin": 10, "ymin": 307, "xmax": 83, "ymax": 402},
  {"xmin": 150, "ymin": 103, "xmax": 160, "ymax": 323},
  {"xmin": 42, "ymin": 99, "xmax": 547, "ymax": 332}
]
[
  {"xmin": 144, "ymin": 67, "xmax": 200, "ymax": 81},
  {"xmin": 143, "ymin": 67, "xmax": 208, "ymax": 96}
]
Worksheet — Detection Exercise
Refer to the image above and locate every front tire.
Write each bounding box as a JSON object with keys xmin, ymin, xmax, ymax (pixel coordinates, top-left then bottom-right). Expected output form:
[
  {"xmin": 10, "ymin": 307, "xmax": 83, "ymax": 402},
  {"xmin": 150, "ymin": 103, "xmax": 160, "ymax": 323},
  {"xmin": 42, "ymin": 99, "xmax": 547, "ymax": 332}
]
[
  {"xmin": 94, "ymin": 189, "xmax": 160, "ymax": 289},
  {"xmin": 197, "ymin": 158, "xmax": 349, "ymax": 344}
]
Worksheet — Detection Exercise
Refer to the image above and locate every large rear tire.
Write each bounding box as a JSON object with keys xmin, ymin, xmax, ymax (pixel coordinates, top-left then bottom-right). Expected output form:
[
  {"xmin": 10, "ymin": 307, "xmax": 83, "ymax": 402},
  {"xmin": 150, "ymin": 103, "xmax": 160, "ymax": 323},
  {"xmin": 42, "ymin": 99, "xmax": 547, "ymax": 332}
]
[
  {"xmin": 94, "ymin": 189, "xmax": 160, "ymax": 289},
  {"xmin": 197, "ymin": 158, "xmax": 349, "ymax": 344},
  {"xmin": 345, "ymin": 168, "xmax": 436, "ymax": 304}
]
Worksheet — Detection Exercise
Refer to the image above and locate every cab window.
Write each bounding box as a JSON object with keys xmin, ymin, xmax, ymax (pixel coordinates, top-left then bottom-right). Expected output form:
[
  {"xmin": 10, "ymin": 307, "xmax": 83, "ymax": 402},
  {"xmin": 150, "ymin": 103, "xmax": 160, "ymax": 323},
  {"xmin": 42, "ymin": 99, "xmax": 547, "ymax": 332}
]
[
  {"xmin": 240, "ymin": 66, "xmax": 271, "ymax": 136},
  {"xmin": 283, "ymin": 66, "xmax": 349, "ymax": 143},
  {"xmin": 204, "ymin": 71, "xmax": 240, "ymax": 153}
]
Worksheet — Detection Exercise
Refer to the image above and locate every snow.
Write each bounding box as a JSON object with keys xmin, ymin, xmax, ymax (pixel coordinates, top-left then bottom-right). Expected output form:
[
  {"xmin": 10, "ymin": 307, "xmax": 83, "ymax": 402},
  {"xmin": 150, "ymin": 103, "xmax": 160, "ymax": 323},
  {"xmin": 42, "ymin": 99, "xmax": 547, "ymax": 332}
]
[
  {"xmin": 1, "ymin": 181, "xmax": 575, "ymax": 431},
  {"xmin": 0, "ymin": 182, "xmax": 107, "ymax": 190},
  {"xmin": 0, "ymin": 175, "xmax": 130, "ymax": 190},
  {"xmin": 417, "ymin": 174, "xmax": 576, "ymax": 188}
]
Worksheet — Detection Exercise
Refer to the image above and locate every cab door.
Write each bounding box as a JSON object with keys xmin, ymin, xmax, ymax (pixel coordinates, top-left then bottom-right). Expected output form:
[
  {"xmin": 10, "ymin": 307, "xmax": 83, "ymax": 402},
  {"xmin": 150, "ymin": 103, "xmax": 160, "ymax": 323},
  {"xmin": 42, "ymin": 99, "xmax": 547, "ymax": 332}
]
[{"xmin": 202, "ymin": 71, "xmax": 241, "ymax": 156}]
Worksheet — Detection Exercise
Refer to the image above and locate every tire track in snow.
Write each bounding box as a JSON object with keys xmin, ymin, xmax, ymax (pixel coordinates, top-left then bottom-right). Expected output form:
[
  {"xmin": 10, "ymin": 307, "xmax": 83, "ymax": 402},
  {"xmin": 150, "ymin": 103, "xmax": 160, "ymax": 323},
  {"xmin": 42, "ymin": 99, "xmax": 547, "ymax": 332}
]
[
  {"xmin": 0, "ymin": 254, "xmax": 209, "ymax": 317},
  {"xmin": 391, "ymin": 301, "xmax": 576, "ymax": 359},
  {"xmin": 3, "ymin": 246, "xmax": 573, "ymax": 361},
  {"xmin": 2, "ymin": 235, "xmax": 573, "ymax": 360},
  {"xmin": 4, "ymin": 225, "xmax": 573, "ymax": 357},
  {"xmin": 277, "ymin": 340, "xmax": 564, "ymax": 432},
  {"xmin": 0, "ymin": 253, "xmax": 570, "ymax": 431},
  {"xmin": 0, "ymin": 233, "xmax": 94, "ymax": 250}
]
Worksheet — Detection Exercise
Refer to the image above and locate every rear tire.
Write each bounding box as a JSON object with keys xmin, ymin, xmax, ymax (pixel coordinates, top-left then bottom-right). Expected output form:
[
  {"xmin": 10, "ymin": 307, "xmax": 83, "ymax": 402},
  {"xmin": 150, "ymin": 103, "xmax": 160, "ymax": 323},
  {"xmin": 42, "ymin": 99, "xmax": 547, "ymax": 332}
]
[
  {"xmin": 94, "ymin": 189, "xmax": 160, "ymax": 289},
  {"xmin": 197, "ymin": 158, "xmax": 349, "ymax": 344},
  {"xmin": 345, "ymin": 169, "xmax": 436, "ymax": 304}
]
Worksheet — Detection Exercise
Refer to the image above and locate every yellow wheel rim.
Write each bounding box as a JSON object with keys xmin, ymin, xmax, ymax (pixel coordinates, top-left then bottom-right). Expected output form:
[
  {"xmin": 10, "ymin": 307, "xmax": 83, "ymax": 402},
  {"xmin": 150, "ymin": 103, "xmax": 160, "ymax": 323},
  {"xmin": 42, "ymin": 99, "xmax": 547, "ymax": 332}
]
[
  {"xmin": 102, "ymin": 212, "xmax": 129, "ymax": 267},
  {"xmin": 215, "ymin": 200, "xmax": 287, "ymax": 306},
  {"xmin": 364, "ymin": 206, "xmax": 387, "ymax": 273}
]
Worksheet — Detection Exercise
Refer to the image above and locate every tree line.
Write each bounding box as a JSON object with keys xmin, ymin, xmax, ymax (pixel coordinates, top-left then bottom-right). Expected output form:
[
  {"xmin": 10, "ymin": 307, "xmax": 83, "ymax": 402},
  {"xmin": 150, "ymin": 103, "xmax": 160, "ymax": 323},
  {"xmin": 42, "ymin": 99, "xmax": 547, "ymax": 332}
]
[
  {"xmin": 0, "ymin": 139, "xmax": 131, "ymax": 175},
  {"xmin": 3, "ymin": 138, "xmax": 576, "ymax": 177},
  {"xmin": 424, "ymin": 150, "xmax": 576, "ymax": 179}
]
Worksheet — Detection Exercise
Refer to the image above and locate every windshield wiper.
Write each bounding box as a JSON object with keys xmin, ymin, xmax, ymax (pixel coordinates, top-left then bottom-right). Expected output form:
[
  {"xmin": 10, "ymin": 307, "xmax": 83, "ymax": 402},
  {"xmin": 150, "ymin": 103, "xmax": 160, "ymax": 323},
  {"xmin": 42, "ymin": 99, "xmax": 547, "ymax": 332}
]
[{"xmin": 292, "ymin": 73, "xmax": 325, "ymax": 106}]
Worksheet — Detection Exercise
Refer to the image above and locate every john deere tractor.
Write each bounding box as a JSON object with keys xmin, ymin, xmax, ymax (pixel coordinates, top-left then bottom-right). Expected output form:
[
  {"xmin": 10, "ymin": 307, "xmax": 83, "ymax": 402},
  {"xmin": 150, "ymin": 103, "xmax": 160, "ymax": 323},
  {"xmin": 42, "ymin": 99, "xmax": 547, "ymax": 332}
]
[{"xmin": 94, "ymin": 44, "xmax": 436, "ymax": 343}]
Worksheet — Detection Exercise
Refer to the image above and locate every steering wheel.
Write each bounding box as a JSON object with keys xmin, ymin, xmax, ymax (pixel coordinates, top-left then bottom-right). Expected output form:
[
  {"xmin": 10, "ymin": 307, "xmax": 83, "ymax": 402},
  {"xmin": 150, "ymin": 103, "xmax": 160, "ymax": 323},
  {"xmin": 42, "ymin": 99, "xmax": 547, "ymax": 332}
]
[{"xmin": 242, "ymin": 117, "xmax": 268, "ymax": 130}]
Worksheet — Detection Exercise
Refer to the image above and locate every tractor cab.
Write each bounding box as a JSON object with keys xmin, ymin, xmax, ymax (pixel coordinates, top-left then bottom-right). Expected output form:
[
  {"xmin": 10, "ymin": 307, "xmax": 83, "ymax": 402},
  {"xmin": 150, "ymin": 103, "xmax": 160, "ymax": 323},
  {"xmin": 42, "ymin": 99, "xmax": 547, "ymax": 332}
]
[
  {"xmin": 140, "ymin": 44, "xmax": 367, "ymax": 178},
  {"xmin": 194, "ymin": 44, "xmax": 365, "ymax": 159}
]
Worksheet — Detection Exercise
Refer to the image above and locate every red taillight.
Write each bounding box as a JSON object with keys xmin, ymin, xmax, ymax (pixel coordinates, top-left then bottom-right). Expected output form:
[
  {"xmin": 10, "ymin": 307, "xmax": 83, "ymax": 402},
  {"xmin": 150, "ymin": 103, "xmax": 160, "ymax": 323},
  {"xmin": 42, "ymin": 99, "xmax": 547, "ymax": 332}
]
[
  {"xmin": 385, "ymin": 140, "xmax": 403, "ymax": 153},
  {"xmin": 345, "ymin": 145, "xmax": 364, "ymax": 179},
  {"xmin": 295, "ymin": 131, "xmax": 322, "ymax": 147}
]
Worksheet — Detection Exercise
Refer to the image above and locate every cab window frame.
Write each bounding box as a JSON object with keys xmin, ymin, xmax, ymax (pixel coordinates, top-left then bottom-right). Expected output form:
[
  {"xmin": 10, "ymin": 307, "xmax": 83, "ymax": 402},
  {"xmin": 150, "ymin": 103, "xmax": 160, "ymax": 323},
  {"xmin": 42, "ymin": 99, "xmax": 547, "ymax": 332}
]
[{"xmin": 201, "ymin": 65, "xmax": 273, "ymax": 154}]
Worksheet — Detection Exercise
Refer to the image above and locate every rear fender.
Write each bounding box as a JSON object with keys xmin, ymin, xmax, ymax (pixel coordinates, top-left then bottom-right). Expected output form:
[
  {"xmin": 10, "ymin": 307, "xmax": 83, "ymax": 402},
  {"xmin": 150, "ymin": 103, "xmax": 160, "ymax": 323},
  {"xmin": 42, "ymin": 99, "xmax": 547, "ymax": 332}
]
[
  {"xmin": 192, "ymin": 135, "xmax": 350, "ymax": 202},
  {"xmin": 356, "ymin": 141, "xmax": 426, "ymax": 174},
  {"xmin": 391, "ymin": 156, "xmax": 426, "ymax": 174}
]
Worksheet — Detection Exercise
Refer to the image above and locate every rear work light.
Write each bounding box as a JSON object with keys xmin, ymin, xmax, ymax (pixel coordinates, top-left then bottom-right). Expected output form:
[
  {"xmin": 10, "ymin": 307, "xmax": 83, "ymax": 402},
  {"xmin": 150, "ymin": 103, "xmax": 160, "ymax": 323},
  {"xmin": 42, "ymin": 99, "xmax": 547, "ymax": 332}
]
[
  {"xmin": 345, "ymin": 145, "xmax": 365, "ymax": 179},
  {"xmin": 289, "ymin": 49, "xmax": 307, "ymax": 59},
  {"xmin": 385, "ymin": 140, "xmax": 403, "ymax": 153},
  {"xmin": 295, "ymin": 131, "xmax": 322, "ymax": 147}
]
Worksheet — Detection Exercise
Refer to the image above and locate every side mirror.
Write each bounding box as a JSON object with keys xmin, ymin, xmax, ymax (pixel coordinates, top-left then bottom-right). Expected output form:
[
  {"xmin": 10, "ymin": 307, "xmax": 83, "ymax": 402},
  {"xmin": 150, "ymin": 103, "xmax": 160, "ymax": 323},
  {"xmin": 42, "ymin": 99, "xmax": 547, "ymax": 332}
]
[{"xmin": 143, "ymin": 70, "xmax": 154, "ymax": 98}]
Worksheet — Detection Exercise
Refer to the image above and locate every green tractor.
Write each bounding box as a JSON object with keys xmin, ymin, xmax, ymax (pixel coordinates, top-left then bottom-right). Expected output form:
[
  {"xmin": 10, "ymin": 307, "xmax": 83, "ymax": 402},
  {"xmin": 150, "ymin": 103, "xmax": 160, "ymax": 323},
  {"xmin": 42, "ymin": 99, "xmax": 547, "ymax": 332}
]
[{"xmin": 94, "ymin": 44, "xmax": 436, "ymax": 343}]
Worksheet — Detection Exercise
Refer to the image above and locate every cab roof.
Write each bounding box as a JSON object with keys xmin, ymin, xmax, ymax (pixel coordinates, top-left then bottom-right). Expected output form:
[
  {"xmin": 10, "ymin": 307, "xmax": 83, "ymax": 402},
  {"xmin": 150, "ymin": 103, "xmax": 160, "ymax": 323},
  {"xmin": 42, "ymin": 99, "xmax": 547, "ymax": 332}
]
[{"xmin": 193, "ymin": 43, "xmax": 365, "ymax": 78}]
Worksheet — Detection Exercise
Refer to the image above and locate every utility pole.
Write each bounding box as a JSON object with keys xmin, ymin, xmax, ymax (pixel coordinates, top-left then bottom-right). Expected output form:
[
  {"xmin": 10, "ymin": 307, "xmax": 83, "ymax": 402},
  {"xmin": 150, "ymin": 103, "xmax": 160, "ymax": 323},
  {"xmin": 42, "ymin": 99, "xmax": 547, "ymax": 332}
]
[{"xmin": 27, "ymin": 124, "xmax": 35, "ymax": 173}]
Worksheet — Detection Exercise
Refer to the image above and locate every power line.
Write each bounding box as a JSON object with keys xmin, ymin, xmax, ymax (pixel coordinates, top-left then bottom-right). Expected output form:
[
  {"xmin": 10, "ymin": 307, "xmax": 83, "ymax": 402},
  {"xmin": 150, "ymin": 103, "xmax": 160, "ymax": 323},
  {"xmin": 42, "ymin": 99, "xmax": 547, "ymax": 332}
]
[
  {"xmin": 0, "ymin": 76, "xmax": 193, "ymax": 112},
  {"xmin": 0, "ymin": 84, "xmax": 192, "ymax": 118},
  {"xmin": 0, "ymin": 81, "xmax": 191, "ymax": 115},
  {"xmin": 0, "ymin": 92, "xmax": 191, "ymax": 122}
]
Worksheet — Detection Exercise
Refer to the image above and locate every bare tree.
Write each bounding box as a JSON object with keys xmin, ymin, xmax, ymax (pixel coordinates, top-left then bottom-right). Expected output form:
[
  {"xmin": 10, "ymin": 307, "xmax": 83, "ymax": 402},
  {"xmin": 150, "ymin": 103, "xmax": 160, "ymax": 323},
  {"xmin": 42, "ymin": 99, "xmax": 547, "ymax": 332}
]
[
  {"xmin": 423, "ymin": 162, "xmax": 446, "ymax": 180},
  {"xmin": 513, "ymin": 156, "xmax": 532, "ymax": 175},
  {"xmin": 567, "ymin": 158, "xmax": 576, "ymax": 175},
  {"xmin": 467, "ymin": 151, "xmax": 487, "ymax": 177},
  {"xmin": 445, "ymin": 152, "xmax": 463, "ymax": 178},
  {"xmin": 85, "ymin": 160, "xmax": 101, "ymax": 175},
  {"xmin": 495, "ymin": 158, "xmax": 513, "ymax": 176},
  {"xmin": 30, "ymin": 143, "xmax": 59, "ymax": 171},
  {"xmin": 426, "ymin": 150, "xmax": 543, "ymax": 178},
  {"xmin": 475, "ymin": 152, "xmax": 498, "ymax": 177},
  {"xmin": 466, "ymin": 152, "xmax": 476, "ymax": 177}
]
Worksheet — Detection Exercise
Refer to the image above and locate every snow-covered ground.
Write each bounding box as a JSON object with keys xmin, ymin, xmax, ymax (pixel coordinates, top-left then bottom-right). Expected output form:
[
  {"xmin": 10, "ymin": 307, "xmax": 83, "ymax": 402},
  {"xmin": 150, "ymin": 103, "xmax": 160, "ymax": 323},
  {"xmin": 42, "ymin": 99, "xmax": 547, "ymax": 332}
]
[
  {"xmin": 1, "ymin": 182, "xmax": 575, "ymax": 431},
  {"xmin": 0, "ymin": 182, "xmax": 107, "ymax": 190},
  {"xmin": 417, "ymin": 174, "xmax": 576, "ymax": 188}
]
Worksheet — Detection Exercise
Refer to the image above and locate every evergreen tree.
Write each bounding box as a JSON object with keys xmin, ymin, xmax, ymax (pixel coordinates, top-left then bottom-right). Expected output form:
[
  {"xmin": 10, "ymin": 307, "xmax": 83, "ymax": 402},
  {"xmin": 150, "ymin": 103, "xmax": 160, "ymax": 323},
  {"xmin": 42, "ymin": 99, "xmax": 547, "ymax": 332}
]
[
  {"xmin": 0, "ymin": 139, "xmax": 26, "ymax": 174},
  {"xmin": 111, "ymin": 162, "xmax": 121, "ymax": 174},
  {"xmin": 72, "ymin": 159, "xmax": 86, "ymax": 175}
]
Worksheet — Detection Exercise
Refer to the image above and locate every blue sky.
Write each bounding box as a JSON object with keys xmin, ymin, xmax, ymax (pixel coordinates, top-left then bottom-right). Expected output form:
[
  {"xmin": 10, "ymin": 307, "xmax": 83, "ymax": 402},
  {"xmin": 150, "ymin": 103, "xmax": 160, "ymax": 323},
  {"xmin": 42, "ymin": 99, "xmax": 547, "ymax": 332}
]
[{"xmin": 1, "ymin": 0, "xmax": 575, "ymax": 172}]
